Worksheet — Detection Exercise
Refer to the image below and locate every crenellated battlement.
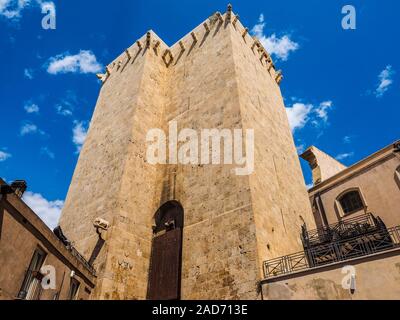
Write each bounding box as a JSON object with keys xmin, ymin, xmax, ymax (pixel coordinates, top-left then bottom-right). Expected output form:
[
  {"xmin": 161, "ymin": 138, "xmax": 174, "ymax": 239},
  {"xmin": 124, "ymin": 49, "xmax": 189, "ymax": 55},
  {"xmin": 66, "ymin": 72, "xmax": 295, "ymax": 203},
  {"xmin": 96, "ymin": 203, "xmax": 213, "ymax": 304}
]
[{"xmin": 97, "ymin": 4, "xmax": 282, "ymax": 86}]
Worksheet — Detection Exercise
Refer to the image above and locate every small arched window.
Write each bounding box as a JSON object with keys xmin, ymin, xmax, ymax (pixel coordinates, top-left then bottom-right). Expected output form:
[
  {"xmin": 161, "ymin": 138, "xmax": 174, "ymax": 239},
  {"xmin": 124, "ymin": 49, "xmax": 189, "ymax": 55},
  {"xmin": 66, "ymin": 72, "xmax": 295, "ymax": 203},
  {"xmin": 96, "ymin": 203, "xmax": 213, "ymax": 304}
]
[{"xmin": 338, "ymin": 190, "xmax": 365, "ymax": 215}]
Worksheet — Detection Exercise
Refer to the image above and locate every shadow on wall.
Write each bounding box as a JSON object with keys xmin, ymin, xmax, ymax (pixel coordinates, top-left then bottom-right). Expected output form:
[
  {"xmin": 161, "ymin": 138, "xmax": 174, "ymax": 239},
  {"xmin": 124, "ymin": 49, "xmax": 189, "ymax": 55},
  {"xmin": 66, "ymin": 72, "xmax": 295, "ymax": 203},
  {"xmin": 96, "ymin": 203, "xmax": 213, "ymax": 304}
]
[{"xmin": 395, "ymin": 166, "xmax": 400, "ymax": 190}]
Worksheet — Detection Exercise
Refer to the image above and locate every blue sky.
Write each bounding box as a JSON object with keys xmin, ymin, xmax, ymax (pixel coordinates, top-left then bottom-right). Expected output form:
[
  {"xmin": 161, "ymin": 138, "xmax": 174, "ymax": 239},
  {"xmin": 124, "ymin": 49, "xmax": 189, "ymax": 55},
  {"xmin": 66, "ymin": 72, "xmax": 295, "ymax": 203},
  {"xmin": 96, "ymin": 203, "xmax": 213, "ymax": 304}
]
[{"xmin": 0, "ymin": 0, "xmax": 399, "ymax": 228}]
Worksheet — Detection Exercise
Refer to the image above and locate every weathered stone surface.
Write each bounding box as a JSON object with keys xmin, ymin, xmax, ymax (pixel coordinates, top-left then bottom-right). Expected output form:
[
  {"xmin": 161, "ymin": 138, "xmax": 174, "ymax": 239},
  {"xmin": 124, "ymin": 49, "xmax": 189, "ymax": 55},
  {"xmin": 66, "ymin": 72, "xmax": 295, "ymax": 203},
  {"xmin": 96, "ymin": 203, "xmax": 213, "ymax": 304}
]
[
  {"xmin": 301, "ymin": 146, "xmax": 347, "ymax": 186},
  {"xmin": 262, "ymin": 249, "xmax": 400, "ymax": 300},
  {"xmin": 59, "ymin": 11, "xmax": 314, "ymax": 300}
]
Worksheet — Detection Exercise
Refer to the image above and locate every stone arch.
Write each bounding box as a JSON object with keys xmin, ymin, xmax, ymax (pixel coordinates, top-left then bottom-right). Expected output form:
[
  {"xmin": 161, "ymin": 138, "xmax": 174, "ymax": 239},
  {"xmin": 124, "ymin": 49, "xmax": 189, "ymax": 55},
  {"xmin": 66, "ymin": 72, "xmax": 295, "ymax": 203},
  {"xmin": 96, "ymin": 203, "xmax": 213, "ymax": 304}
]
[
  {"xmin": 152, "ymin": 200, "xmax": 184, "ymax": 234},
  {"xmin": 335, "ymin": 187, "xmax": 367, "ymax": 218}
]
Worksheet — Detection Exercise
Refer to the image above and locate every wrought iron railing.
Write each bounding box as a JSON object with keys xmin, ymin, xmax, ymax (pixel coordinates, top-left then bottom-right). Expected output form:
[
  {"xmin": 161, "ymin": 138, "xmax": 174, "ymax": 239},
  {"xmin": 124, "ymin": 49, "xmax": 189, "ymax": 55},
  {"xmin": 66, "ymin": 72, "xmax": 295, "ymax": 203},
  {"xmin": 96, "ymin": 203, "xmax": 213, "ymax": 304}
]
[
  {"xmin": 301, "ymin": 213, "xmax": 386, "ymax": 248},
  {"xmin": 264, "ymin": 225, "xmax": 400, "ymax": 278}
]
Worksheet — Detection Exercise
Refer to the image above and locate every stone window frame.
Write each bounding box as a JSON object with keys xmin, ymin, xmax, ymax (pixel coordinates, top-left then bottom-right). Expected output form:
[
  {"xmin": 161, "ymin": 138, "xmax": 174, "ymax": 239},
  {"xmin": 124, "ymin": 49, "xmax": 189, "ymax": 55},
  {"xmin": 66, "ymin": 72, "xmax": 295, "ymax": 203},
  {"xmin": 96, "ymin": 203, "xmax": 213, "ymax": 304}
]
[
  {"xmin": 395, "ymin": 165, "xmax": 400, "ymax": 189},
  {"xmin": 18, "ymin": 245, "xmax": 48, "ymax": 300},
  {"xmin": 335, "ymin": 187, "xmax": 368, "ymax": 217}
]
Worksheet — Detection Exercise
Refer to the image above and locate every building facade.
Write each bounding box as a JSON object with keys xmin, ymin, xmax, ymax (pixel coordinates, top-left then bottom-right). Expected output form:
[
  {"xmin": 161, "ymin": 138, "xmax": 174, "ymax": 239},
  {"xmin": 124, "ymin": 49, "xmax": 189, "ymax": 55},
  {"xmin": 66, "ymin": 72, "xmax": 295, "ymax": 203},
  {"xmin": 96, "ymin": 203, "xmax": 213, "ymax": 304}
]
[
  {"xmin": 303, "ymin": 141, "xmax": 400, "ymax": 229},
  {"xmin": 261, "ymin": 141, "xmax": 400, "ymax": 299},
  {"xmin": 0, "ymin": 179, "xmax": 96, "ymax": 300}
]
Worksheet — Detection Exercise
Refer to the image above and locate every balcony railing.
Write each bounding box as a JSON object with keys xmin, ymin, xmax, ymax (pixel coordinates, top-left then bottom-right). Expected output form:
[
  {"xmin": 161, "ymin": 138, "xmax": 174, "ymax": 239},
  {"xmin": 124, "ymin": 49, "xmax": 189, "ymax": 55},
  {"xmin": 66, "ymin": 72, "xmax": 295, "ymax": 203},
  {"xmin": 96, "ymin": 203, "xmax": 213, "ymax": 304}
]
[
  {"xmin": 301, "ymin": 213, "xmax": 386, "ymax": 248},
  {"xmin": 263, "ymin": 225, "xmax": 400, "ymax": 279}
]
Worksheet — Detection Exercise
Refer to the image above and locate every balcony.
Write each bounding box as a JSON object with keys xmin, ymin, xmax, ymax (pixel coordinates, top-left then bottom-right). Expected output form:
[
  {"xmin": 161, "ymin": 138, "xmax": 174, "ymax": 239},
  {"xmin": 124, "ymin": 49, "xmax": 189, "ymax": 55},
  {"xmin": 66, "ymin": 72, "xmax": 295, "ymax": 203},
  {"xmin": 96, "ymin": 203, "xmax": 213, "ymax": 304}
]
[{"xmin": 263, "ymin": 214, "xmax": 400, "ymax": 279}]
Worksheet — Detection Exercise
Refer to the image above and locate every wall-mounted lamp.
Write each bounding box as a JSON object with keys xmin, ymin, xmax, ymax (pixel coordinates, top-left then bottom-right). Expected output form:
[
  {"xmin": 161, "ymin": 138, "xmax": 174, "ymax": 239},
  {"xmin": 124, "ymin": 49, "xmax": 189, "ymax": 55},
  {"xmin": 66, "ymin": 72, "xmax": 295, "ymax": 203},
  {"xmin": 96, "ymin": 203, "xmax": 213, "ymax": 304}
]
[{"xmin": 93, "ymin": 217, "xmax": 110, "ymax": 239}]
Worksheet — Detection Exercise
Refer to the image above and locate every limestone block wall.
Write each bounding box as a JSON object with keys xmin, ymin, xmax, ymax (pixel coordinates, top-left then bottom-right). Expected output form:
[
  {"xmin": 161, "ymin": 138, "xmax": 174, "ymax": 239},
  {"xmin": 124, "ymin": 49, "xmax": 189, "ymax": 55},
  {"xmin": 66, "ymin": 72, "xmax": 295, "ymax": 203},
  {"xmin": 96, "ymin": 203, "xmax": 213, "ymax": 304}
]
[
  {"xmin": 60, "ymin": 8, "xmax": 316, "ymax": 300},
  {"xmin": 229, "ymin": 18, "xmax": 316, "ymax": 271},
  {"xmin": 161, "ymin": 15, "xmax": 259, "ymax": 299},
  {"xmin": 59, "ymin": 32, "xmax": 170, "ymax": 299},
  {"xmin": 262, "ymin": 249, "xmax": 400, "ymax": 300}
]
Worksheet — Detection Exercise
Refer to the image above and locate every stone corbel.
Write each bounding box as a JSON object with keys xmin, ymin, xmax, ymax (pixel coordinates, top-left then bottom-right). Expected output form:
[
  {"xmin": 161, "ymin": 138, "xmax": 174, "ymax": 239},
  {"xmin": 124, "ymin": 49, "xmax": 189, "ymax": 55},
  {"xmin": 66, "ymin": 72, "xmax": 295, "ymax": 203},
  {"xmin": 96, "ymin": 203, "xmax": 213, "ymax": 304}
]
[
  {"xmin": 146, "ymin": 32, "xmax": 151, "ymax": 49},
  {"xmin": 179, "ymin": 40, "xmax": 185, "ymax": 51},
  {"xmin": 203, "ymin": 22, "xmax": 210, "ymax": 33},
  {"xmin": 275, "ymin": 70, "xmax": 283, "ymax": 85},
  {"xmin": 97, "ymin": 65, "xmax": 111, "ymax": 83},
  {"xmin": 96, "ymin": 73, "xmax": 107, "ymax": 83},
  {"xmin": 242, "ymin": 28, "xmax": 248, "ymax": 39},
  {"xmin": 125, "ymin": 49, "xmax": 132, "ymax": 60},
  {"xmin": 162, "ymin": 49, "xmax": 174, "ymax": 67},
  {"xmin": 232, "ymin": 15, "xmax": 240, "ymax": 27},
  {"xmin": 191, "ymin": 32, "xmax": 198, "ymax": 44},
  {"xmin": 216, "ymin": 12, "xmax": 224, "ymax": 24},
  {"xmin": 260, "ymin": 52, "xmax": 269, "ymax": 63},
  {"xmin": 251, "ymin": 38, "xmax": 261, "ymax": 51},
  {"xmin": 136, "ymin": 40, "xmax": 142, "ymax": 50},
  {"xmin": 153, "ymin": 40, "xmax": 160, "ymax": 54},
  {"xmin": 266, "ymin": 58, "xmax": 274, "ymax": 72}
]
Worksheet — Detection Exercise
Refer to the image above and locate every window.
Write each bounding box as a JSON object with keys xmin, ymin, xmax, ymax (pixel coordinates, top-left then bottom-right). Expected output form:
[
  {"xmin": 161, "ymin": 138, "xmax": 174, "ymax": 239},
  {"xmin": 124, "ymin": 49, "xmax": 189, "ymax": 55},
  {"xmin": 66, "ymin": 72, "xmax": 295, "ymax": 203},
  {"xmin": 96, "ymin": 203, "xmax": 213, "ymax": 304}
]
[
  {"xmin": 338, "ymin": 190, "xmax": 365, "ymax": 215},
  {"xmin": 18, "ymin": 247, "xmax": 46, "ymax": 300},
  {"xmin": 68, "ymin": 278, "xmax": 80, "ymax": 300},
  {"xmin": 395, "ymin": 166, "xmax": 400, "ymax": 186}
]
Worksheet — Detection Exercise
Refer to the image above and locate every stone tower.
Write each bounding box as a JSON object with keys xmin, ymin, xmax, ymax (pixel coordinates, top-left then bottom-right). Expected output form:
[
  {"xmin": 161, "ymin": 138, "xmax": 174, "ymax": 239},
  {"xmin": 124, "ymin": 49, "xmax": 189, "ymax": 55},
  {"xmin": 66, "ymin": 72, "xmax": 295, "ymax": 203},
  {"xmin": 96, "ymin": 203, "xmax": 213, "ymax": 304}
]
[{"xmin": 59, "ymin": 6, "xmax": 315, "ymax": 300}]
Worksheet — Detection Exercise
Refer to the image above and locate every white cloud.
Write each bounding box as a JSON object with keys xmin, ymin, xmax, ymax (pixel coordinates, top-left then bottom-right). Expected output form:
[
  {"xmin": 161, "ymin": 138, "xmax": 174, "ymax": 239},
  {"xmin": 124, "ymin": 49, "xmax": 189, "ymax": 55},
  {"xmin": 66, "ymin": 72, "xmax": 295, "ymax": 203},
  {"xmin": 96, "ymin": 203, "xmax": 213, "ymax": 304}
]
[
  {"xmin": 343, "ymin": 135, "xmax": 352, "ymax": 144},
  {"xmin": 375, "ymin": 65, "xmax": 394, "ymax": 97},
  {"xmin": 0, "ymin": 0, "xmax": 53, "ymax": 20},
  {"xmin": 286, "ymin": 100, "xmax": 334, "ymax": 133},
  {"xmin": 46, "ymin": 50, "xmax": 103, "ymax": 75},
  {"xmin": 0, "ymin": 150, "xmax": 11, "ymax": 162},
  {"xmin": 314, "ymin": 101, "xmax": 333, "ymax": 122},
  {"xmin": 24, "ymin": 102, "xmax": 39, "ymax": 113},
  {"xmin": 0, "ymin": 0, "xmax": 31, "ymax": 19},
  {"xmin": 22, "ymin": 191, "xmax": 63, "ymax": 230},
  {"xmin": 251, "ymin": 14, "xmax": 299, "ymax": 61},
  {"xmin": 24, "ymin": 68, "xmax": 34, "ymax": 79},
  {"xmin": 335, "ymin": 152, "xmax": 354, "ymax": 161},
  {"xmin": 296, "ymin": 144, "xmax": 305, "ymax": 154},
  {"xmin": 56, "ymin": 105, "xmax": 73, "ymax": 116},
  {"xmin": 73, "ymin": 121, "xmax": 88, "ymax": 152},
  {"xmin": 55, "ymin": 90, "xmax": 78, "ymax": 116},
  {"xmin": 20, "ymin": 122, "xmax": 44, "ymax": 136},
  {"xmin": 286, "ymin": 103, "xmax": 312, "ymax": 132},
  {"xmin": 40, "ymin": 146, "xmax": 54, "ymax": 159}
]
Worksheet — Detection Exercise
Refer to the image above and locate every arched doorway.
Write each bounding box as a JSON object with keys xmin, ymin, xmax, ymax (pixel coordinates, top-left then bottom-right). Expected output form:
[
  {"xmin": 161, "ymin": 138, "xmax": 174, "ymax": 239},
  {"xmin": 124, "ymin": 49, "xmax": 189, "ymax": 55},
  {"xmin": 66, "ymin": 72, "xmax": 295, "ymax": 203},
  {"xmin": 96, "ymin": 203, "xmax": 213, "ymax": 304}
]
[{"xmin": 147, "ymin": 201, "xmax": 184, "ymax": 300}]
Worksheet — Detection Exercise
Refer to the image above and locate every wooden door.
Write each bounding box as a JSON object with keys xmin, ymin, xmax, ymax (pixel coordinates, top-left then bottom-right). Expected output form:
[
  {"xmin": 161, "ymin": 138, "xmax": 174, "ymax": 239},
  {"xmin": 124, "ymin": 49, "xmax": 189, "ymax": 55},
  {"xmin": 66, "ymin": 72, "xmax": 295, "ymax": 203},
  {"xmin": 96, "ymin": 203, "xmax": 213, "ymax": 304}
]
[{"xmin": 147, "ymin": 201, "xmax": 184, "ymax": 300}]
